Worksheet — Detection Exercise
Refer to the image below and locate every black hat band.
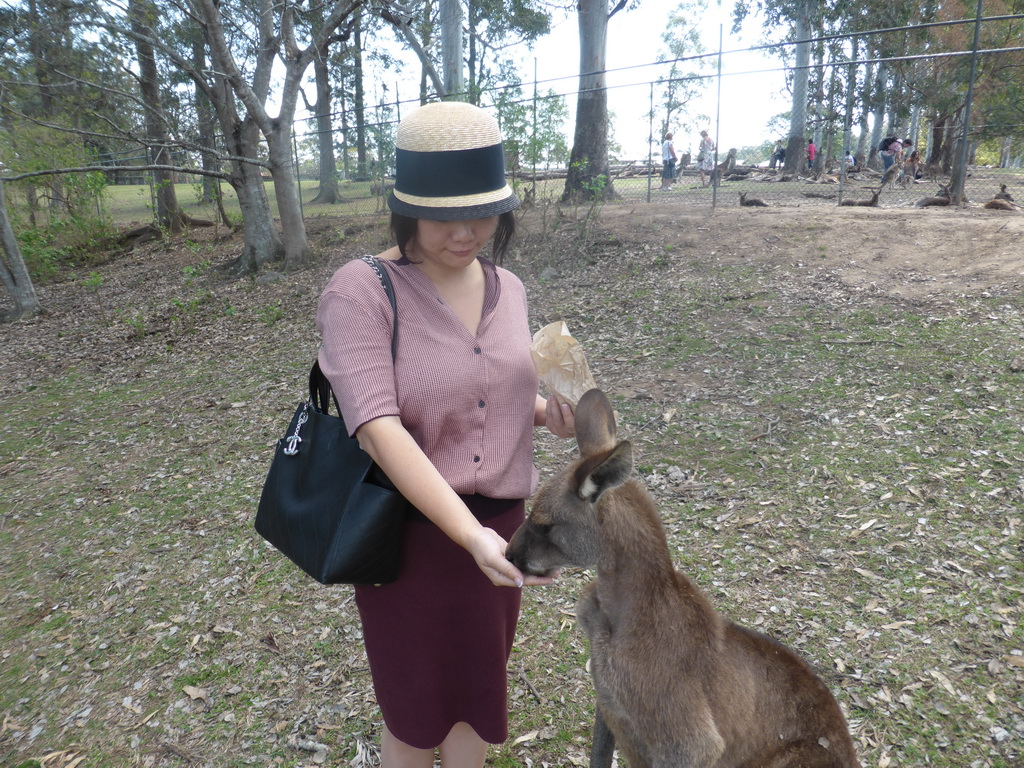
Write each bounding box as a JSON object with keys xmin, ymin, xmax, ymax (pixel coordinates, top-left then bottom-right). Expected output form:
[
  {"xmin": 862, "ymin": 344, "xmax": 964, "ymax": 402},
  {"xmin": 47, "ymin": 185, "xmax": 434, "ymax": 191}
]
[{"xmin": 394, "ymin": 144, "xmax": 507, "ymax": 199}]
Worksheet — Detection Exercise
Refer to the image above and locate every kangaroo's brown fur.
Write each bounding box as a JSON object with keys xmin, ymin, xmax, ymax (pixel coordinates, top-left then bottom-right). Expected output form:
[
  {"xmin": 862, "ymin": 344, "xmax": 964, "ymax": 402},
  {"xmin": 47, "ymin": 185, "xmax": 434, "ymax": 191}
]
[
  {"xmin": 839, "ymin": 189, "xmax": 880, "ymax": 207},
  {"xmin": 984, "ymin": 198, "xmax": 1015, "ymax": 211},
  {"xmin": 508, "ymin": 390, "xmax": 860, "ymax": 768},
  {"xmin": 914, "ymin": 184, "xmax": 952, "ymax": 208},
  {"xmin": 738, "ymin": 192, "xmax": 768, "ymax": 207}
]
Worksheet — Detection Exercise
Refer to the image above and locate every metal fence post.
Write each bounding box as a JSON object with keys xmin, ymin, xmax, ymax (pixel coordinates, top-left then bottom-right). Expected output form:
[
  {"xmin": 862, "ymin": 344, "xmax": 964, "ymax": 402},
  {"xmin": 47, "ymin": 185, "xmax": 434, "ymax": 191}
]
[
  {"xmin": 840, "ymin": 35, "xmax": 858, "ymax": 204},
  {"xmin": 647, "ymin": 82, "xmax": 653, "ymax": 204},
  {"xmin": 955, "ymin": 0, "xmax": 983, "ymax": 205},
  {"xmin": 712, "ymin": 24, "xmax": 723, "ymax": 210}
]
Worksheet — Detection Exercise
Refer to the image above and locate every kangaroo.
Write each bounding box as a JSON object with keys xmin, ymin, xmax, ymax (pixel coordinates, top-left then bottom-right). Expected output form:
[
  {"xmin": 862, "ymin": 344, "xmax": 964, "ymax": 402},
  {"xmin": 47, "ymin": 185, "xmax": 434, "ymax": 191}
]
[
  {"xmin": 994, "ymin": 184, "xmax": 1014, "ymax": 202},
  {"xmin": 983, "ymin": 198, "xmax": 1015, "ymax": 211},
  {"xmin": 914, "ymin": 184, "xmax": 952, "ymax": 208},
  {"xmin": 738, "ymin": 192, "xmax": 768, "ymax": 207},
  {"xmin": 879, "ymin": 162, "xmax": 900, "ymax": 189},
  {"xmin": 839, "ymin": 189, "xmax": 880, "ymax": 207},
  {"xmin": 507, "ymin": 389, "xmax": 860, "ymax": 768}
]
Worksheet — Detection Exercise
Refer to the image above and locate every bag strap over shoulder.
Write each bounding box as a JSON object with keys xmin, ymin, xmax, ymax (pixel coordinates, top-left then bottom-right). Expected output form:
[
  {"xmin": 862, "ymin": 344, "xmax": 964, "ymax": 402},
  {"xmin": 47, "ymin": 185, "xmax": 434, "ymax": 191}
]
[
  {"xmin": 309, "ymin": 256, "xmax": 398, "ymax": 414},
  {"xmin": 359, "ymin": 255, "xmax": 399, "ymax": 362}
]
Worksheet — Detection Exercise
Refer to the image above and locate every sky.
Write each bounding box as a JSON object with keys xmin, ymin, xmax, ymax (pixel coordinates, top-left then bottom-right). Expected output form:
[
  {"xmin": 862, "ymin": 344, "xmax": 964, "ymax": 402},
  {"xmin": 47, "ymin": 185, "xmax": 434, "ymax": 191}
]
[
  {"xmin": 317, "ymin": 1, "xmax": 788, "ymax": 163},
  {"xmin": 509, "ymin": 1, "xmax": 787, "ymax": 160}
]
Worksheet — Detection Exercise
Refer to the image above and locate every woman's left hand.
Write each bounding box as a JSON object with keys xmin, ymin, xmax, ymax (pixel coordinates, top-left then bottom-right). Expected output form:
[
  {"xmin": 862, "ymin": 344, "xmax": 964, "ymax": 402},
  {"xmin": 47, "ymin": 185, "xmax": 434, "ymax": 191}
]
[{"xmin": 544, "ymin": 394, "xmax": 575, "ymax": 438}]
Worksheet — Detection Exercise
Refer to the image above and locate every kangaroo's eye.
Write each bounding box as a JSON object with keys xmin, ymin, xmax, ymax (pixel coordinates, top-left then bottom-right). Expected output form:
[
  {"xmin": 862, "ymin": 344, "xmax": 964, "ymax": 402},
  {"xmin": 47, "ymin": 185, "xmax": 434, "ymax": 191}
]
[{"xmin": 534, "ymin": 523, "xmax": 553, "ymax": 535}]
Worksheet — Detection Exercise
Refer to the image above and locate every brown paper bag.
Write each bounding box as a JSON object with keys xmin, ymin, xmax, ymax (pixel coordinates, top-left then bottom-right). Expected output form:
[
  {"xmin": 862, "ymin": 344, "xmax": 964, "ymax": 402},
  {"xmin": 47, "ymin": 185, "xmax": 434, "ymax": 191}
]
[{"xmin": 530, "ymin": 321, "xmax": 597, "ymax": 406}]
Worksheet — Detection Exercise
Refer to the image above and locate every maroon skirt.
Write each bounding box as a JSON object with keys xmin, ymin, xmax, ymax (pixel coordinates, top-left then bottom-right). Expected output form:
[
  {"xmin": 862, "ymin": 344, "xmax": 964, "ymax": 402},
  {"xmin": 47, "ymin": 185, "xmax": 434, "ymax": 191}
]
[{"xmin": 354, "ymin": 495, "xmax": 524, "ymax": 749}]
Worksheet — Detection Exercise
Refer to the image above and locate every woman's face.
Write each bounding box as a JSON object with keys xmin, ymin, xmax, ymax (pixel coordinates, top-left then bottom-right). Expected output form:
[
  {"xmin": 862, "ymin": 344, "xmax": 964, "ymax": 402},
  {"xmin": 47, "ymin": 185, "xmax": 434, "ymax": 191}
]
[{"xmin": 413, "ymin": 217, "xmax": 499, "ymax": 270}]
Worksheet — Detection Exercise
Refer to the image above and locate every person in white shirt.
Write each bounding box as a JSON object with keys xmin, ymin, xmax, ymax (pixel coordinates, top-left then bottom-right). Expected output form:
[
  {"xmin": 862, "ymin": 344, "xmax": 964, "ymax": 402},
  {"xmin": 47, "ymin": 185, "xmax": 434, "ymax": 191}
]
[{"xmin": 661, "ymin": 132, "xmax": 678, "ymax": 190}]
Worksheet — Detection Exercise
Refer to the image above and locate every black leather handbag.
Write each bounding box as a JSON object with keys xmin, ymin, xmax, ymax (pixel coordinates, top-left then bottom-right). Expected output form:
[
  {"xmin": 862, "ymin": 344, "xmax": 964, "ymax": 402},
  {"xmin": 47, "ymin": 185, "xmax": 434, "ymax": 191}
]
[{"xmin": 255, "ymin": 257, "xmax": 408, "ymax": 585}]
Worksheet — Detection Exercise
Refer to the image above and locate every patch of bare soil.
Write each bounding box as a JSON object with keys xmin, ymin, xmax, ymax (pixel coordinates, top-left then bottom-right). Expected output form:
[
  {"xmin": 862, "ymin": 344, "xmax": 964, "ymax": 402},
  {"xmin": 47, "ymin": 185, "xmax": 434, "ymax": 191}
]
[{"xmin": 597, "ymin": 203, "xmax": 1024, "ymax": 302}]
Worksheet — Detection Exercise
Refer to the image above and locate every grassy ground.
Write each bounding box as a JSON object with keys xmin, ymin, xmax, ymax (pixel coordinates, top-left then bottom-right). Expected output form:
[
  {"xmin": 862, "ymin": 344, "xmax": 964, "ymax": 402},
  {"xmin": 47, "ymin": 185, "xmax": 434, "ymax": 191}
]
[
  {"xmin": 86, "ymin": 167, "xmax": 1015, "ymax": 225},
  {"xmin": 1, "ymin": 205, "xmax": 1022, "ymax": 768},
  {"xmin": 16, "ymin": 163, "xmax": 1019, "ymax": 230}
]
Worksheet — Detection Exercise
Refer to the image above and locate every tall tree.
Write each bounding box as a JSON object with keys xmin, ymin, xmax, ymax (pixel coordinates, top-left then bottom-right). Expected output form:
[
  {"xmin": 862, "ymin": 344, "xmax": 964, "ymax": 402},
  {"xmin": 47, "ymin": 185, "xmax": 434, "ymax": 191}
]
[
  {"xmin": 562, "ymin": 0, "xmax": 630, "ymax": 202},
  {"xmin": 732, "ymin": 0, "xmax": 816, "ymax": 174},
  {"xmin": 440, "ymin": 0, "xmax": 464, "ymax": 94},
  {"xmin": 129, "ymin": 0, "xmax": 186, "ymax": 233},
  {"xmin": 466, "ymin": 0, "xmax": 550, "ymax": 103},
  {"xmin": 304, "ymin": 1, "xmax": 354, "ymax": 203},
  {"xmin": 118, "ymin": 0, "xmax": 369, "ymax": 270},
  {"xmin": 653, "ymin": 0, "xmax": 710, "ymax": 142}
]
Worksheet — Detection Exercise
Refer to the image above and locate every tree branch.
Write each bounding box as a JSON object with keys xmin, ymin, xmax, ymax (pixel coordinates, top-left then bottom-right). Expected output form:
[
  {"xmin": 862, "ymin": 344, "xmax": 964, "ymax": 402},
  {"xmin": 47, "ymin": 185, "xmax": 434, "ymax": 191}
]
[{"xmin": 2, "ymin": 163, "xmax": 253, "ymax": 184}]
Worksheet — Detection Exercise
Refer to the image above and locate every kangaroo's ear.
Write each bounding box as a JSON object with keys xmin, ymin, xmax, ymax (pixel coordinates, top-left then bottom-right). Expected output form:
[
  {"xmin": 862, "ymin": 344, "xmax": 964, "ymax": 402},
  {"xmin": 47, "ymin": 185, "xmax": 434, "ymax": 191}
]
[
  {"xmin": 575, "ymin": 389, "xmax": 617, "ymax": 457},
  {"xmin": 574, "ymin": 441, "xmax": 633, "ymax": 503}
]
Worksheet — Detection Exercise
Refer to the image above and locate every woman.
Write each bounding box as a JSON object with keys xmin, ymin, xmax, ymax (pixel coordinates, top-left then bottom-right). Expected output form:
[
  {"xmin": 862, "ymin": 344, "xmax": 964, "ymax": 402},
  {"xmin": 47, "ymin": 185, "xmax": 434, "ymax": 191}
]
[
  {"xmin": 316, "ymin": 101, "xmax": 575, "ymax": 768},
  {"xmin": 661, "ymin": 131, "xmax": 677, "ymax": 190},
  {"xmin": 697, "ymin": 129, "xmax": 715, "ymax": 187}
]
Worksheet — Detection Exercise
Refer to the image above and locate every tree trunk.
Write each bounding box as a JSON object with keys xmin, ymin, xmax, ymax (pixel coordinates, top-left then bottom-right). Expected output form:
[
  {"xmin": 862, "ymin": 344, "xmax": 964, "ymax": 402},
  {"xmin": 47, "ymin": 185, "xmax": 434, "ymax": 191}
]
[
  {"xmin": 0, "ymin": 181, "xmax": 43, "ymax": 321},
  {"xmin": 908, "ymin": 104, "xmax": 921, "ymax": 148},
  {"xmin": 223, "ymin": 115, "xmax": 285, "ymax": 273},
  {"xmin": 783, "ymin": 0, "xmax": 810, "ymax": 175},
  {"xmin": 440, "ymin": 0, "xmax": 464, "ymax": 97},
  {"xmin": 562, "ymin": 0, "xmax": 616, "ymax": 202},
  {"xmin": 310, "ymin": 48, "xmax": 341, "ymax": 204},
  {"xmin": 948, "ymin": 105, "xmax": 968, "ymax": 201},
  {"xmin": 467, "ymin": 0, "xmax": 482, "ymax": 104},
  {"xmin": 27, "ymin": 0, "xmax": 65, "ymax": 218},
  {"xmin": 354, "ymin": 18, "xmax": 369, "ymax": 181},
  {"xmin": 999, "ymin": 137, "xmax": 1012, "ymax": 169},
  {"xmin": 926, "ymin": 113, "xmax": 945, "ymax": 165},
  {"xmin": 192, "ymin": 35, "xmax": 219, "ymax": 204},
  {"xmin": 130, "ymin": 0, "xmax": 185, "ymax": 233},
  {"xmin": 309, "ymin": 0, "xmax": 342, "ymax": 204},
  {"xmin": 265, "ymin": 119, "xmax": 313, "ymax": 268}
]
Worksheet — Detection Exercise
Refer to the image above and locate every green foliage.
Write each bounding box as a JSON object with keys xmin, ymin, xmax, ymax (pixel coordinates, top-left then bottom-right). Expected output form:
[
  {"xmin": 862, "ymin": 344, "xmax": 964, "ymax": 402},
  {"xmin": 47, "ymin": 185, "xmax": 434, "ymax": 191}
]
[
  {"xmin": 13, "ymin": 215, "xmax": 119, "ymax": 282},
  {"xmin": 119, "ymin": 309, "xmax": 147, "ymax": 339},
  {"xmin": 492, "ymin": 64, "xmax": 570, "ymax": 170},
  {"xmin": 256, "ymin": 301, "xmax": 285, "ymax": 325},
  {"xmin": 654, "ymin": 0, "xmax": 711, "ymax": 140},
  {"xmin": 0, "ymin": 121, "xmax": 112, "ymax": 223}
]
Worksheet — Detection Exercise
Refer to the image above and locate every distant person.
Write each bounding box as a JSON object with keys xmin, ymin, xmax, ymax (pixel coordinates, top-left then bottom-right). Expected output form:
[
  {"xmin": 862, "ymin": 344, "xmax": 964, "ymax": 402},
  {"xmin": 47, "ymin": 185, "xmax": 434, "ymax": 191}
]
[
  {"xmin": 807, "ymin": 139, "xmax": 816, "ymax": 170},
  {"xmin": 661, "ymin": 132, "xmax": 677, "ymax": 190},
  {"xmin": 845, "ymin": 151, "xmax": 855, "ymax": 169},
  {"xmin": 879, "ymin": 136, "xmax": 903, "ymax": 171},
  {"xmin": 770, "ymin": 139, "xmax": 784, "ymax": 169},
  {"xmin": 904, "ymin": 148, "xmax": 922, "ymax": 181},
  {"xmin": 697, "ymin": 130, "xmax": 715, "ymax": 187},
  {"xmin": 897, "ymin": 139, "xmax": 913, "ymax": 165}
]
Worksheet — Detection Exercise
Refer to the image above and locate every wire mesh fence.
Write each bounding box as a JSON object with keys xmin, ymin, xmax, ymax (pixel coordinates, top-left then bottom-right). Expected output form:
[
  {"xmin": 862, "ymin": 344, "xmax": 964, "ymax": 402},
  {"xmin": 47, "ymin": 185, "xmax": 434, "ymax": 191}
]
[{"xmin": 75, "ymin": 11, "xmax": 1024, "ymax": 223}]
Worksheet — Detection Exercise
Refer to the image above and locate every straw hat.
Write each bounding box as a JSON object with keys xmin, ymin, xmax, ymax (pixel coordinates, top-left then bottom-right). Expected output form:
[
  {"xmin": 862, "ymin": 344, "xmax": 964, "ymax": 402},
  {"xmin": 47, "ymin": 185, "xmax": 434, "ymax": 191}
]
[{"xmin": 388, "ymin": 101, "xmax": 520, "ymax": 221}]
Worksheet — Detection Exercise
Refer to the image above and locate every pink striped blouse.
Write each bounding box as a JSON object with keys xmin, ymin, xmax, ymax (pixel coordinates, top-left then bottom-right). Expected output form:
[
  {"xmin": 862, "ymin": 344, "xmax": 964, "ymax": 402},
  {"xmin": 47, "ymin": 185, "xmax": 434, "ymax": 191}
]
[{"xmin": 316, "ymin": 256, "xmax": 539, "ymax": 499}]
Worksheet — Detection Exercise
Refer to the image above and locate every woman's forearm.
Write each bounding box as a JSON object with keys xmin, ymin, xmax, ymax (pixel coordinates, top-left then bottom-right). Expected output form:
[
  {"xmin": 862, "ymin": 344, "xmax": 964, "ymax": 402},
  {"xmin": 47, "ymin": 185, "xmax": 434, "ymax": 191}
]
[{"xmin": 355, "ymin": 415, "xmax": 480, "ymax": 549}]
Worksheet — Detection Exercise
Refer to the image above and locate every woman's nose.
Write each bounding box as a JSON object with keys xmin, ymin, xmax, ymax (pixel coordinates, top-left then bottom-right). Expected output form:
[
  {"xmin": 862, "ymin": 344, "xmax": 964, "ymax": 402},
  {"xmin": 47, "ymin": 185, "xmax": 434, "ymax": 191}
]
[{"xmin": 450, "ymin": 222, "xmax": 474, "ymax": 241}]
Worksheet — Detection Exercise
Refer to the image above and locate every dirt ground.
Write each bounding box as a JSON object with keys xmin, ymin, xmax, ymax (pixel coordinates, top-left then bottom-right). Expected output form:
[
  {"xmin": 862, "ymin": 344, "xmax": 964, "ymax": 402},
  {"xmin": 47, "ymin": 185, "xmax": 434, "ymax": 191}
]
[
  {"xmin": 2, "ymin": 200, "xmax": 1023, "ymax": 768},
  {"xmin": 588, "ymin": 202, "xmax": 1024, "ymax": 301}
]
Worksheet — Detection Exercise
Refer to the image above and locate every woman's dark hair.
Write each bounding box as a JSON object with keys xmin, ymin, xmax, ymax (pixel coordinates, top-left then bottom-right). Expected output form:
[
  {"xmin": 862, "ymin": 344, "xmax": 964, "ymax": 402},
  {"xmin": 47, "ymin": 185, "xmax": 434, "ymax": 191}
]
[{"xmin": 390, "ymin": 211, "xmax": 516, "ymax": 266}]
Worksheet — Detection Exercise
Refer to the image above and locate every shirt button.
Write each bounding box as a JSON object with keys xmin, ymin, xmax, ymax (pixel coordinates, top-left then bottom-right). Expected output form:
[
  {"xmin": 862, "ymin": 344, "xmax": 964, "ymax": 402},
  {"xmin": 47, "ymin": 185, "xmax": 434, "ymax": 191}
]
[
  {"xmin": 474, "ymin": 347, "xmax": 481, "ymax": 354},
  {"xmin": 478, "ymin": 400, "xmax": 485, "ymax": 408},
  {"xmin": 473, "ymin": 456, "xmax": 480, "ymax": 463}
]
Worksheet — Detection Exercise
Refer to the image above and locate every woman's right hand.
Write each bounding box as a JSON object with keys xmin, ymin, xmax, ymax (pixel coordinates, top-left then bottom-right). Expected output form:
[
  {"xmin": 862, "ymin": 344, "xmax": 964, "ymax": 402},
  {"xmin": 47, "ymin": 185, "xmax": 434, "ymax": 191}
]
[{"xmin": 464, "ymin": 526, "xmax": 556, "ymax": 588}]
